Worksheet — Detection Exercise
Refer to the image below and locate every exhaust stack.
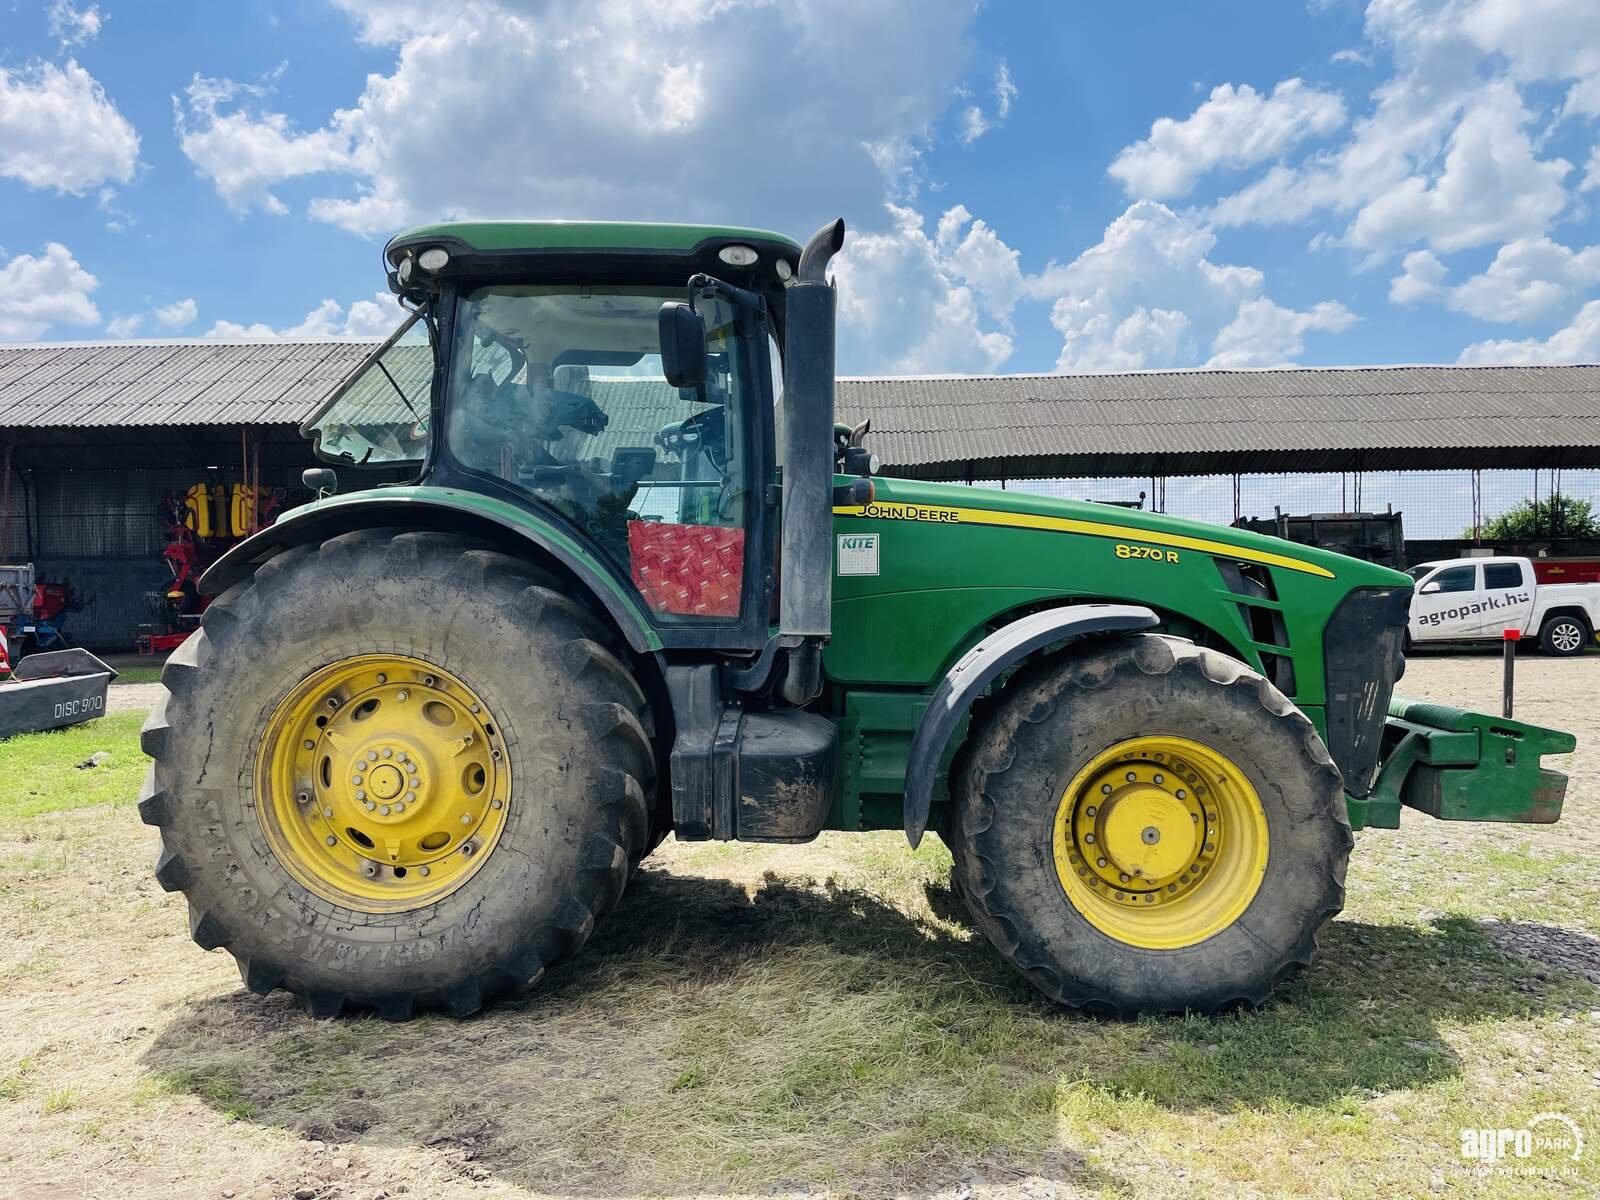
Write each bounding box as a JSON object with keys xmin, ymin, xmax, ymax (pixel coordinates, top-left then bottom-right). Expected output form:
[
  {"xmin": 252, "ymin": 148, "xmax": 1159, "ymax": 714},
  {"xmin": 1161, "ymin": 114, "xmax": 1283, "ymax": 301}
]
[{"xmin": 779, "ymin": 218, "xmax": 845, "ymax": 705}]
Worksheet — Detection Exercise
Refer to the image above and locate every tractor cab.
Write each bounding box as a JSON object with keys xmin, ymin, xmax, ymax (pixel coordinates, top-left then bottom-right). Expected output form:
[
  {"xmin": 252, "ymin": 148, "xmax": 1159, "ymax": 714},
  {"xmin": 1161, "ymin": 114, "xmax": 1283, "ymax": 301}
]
[{"xmin": 301, "ymin": 223, "xmax": 811, "ymax": 654}]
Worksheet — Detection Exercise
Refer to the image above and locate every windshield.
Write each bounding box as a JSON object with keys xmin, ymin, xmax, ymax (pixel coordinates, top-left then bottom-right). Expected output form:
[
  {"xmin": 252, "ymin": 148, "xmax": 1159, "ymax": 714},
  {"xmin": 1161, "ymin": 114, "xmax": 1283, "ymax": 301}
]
[
  {"xmin": 1405, "ymin": 564, "xmax": 1435, "ymax": 581},
  {"xmin": 445, "ymin": 283, "xmax": 762, "ymax": 622},
  {"xmin": 301, "ymin": 312, "xmax": 433, "ymax": 468}
]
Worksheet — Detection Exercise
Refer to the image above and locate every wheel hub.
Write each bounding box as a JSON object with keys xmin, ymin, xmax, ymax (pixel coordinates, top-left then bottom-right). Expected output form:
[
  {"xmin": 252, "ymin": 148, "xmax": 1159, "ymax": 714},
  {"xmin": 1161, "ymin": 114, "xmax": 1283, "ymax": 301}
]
[
  {"xmin": 1052, "ymin": 735, "xmax": 1269, "ymax": 949},
  {"xmin": 257, "ymin": 654, "xmax": 511, "ymax": 912}
]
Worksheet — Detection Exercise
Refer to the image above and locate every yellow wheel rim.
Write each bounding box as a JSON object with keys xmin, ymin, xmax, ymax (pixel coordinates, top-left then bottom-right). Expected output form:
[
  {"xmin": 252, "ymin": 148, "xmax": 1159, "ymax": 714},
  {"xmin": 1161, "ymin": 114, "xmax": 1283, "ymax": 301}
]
[
  {"xmin": 256, "ymin": 654, "xmax": 511, "ymax": 913},
  {"xmin": 1051, "ymin": 735, "xmax": 1268, "ymax": 950}
]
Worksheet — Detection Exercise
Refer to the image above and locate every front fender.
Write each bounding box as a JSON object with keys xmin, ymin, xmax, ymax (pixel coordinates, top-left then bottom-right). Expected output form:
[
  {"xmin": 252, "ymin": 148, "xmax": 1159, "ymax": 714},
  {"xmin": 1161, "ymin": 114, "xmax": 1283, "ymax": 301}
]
[
  {"xmin": 902, "ymin": 603, "xmax": 1159, "ymax": 847},
  {"xmin": 200, "ymin": 487, "xmax": 662, "ymax": 654}
]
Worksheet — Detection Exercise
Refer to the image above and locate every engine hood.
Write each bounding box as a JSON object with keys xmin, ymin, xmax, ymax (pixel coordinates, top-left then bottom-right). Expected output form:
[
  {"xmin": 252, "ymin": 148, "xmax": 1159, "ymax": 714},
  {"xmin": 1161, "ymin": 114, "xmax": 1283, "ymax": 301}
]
[{"xmin": 839, "ymin": 475, "xmax": 1409, "ymax": 588}]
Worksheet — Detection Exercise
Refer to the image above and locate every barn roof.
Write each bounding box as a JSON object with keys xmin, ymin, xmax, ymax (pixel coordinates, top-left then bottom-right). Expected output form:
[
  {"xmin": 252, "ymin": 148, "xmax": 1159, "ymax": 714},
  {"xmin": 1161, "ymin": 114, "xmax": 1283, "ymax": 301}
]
[{"xmin": 1, "ymin": 340, "xmax": 1597, "ymax": 477}]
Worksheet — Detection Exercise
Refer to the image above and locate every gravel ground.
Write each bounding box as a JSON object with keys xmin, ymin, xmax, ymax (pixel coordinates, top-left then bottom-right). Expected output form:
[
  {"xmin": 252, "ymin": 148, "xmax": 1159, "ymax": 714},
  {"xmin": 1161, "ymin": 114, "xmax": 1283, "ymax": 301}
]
[{"xmin": 105, "ymin": 681, "xmax": 164, "ymax": 715}]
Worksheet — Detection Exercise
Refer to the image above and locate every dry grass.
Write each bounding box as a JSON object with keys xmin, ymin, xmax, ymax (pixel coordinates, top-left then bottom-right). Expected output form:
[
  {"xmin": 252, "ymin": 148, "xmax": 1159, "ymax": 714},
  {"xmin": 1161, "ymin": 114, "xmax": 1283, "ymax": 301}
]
[{"xmin": 0, "ymin": 655, "xmax": 1595, "ymax": 1199}]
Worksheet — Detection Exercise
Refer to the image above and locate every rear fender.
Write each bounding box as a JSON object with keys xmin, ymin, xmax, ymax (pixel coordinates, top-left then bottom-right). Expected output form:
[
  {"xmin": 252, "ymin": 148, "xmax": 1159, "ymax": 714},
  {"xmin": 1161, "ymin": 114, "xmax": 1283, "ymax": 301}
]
[
  {"xmin": 902, "ymin": 603, "xmax": 1160, "ymax": 847},
  {"xmin": 200, "ymin": 489, "xmax": 661, "ymax": 654}
]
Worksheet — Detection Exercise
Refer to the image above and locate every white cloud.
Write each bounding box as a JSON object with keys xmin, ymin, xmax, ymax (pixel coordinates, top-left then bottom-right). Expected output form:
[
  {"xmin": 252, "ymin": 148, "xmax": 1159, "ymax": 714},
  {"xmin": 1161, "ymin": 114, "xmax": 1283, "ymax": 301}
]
[
  {"xmin": 1457, "ymin": 0, "xmax": 1600, "ymax": 117},
  {"xmin": 1331, "ymin": 48, "xmax": 1373, "ymax": 67},
  {"xmin": 1211, "ymin": 0, "xmax": 1583, "ymax": 259},
  {"xmin": 204, "ymin": 291, "xmax": 402, "ymax": 341},
  {"xmin": 1392, "ymin": 237, "xmax": 1600, "ymax": 322},
  {"xmin": 154, "ymin": 298, "xmax": 199, "ymax": 330},
  {"xmin": 0, "ymin": 243, "xmax": 101, "ymax": 341},
  {"xmin": 1344, "ymin": 82, "xmax": 1569, "ymax": 255},
  {"xmin": 959, "ymin": 62, "xmax": 1017, "ymax": 144},
  {"xmin": 1458, "ymin": 299, "xmax": 1600, "ymax": 363},
  {"xmin": 47, "ymin": 1, "xmax": 103, "ymax": 48},
  {"xmin": 1388, "ymin": 248, "xmax": 1450, "ymax": 304},
  {"xmin": 1108, "ymin": 79, "xmax": 1346, "ymax": 199},
  {"xmin": 174, "ymin": 72, "xmax": 353, "ymax": 213},
  {"xmin": 1008, "ymin": 202, "xmax": 1356, "ymax": 371},
  {"xmin": 1206, "ymin": 297, "xmax": 1358, "ymax": 367},
  {"xmin": 0, "ymin": 59, "xmax": 139, "ymax": 193},
  {"xmin": 831, "ymin": 206, "xmax": 1013, "ymax": 374},
  {"xmin": 105, "ymin": 314, "xmax": 142, "ymax": 339},
  {"xmin": 178, "ymin": 1, "xmax": 978, "ymax": 235}
]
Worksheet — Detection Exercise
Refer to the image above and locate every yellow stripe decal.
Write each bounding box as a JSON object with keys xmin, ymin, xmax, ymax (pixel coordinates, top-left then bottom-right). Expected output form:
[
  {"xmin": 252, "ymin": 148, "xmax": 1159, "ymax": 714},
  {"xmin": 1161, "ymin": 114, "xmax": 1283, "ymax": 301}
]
[{"xmin": 833, "ymin": 503, "xmax": 1336, "ymax": 578}]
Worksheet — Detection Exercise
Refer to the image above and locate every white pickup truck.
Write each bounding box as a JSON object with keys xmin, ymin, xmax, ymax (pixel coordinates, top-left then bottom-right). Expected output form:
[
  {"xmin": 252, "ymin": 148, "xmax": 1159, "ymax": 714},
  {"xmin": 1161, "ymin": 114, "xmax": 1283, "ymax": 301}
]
[{"xmin": 1407, "ymin": 556, "xmax": 1600, "ymax": 656}]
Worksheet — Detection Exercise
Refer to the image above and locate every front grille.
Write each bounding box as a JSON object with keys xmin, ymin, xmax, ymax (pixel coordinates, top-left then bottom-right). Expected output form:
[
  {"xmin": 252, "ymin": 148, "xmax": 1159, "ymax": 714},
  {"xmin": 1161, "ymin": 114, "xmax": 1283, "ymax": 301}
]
[{"xmin": 1323, "ymin": 585, "xmax": 1411, "ymax": 796}]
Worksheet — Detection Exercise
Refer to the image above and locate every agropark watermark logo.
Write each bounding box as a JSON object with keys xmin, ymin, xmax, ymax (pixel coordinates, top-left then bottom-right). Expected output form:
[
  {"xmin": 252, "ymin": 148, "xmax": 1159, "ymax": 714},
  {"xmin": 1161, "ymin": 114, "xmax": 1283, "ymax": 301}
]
[{"xmin": 1459, "ymin": 1112, "xmax": 1584, "ymax": 1180}]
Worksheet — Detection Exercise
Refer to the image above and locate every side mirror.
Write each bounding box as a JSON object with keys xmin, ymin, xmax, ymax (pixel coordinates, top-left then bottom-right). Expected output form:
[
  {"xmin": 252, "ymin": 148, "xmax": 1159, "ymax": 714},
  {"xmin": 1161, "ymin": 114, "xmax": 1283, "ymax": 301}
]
[
  {"xmin": 658, "ymin": 303, "xmax": 707, "ymax": 388},
  {"xmin": 1419, "ymin": 581, "xmax": 1440, "ymax": 595},
  {"xmin": 302, "ymin": 467, "xmax": 338, "ymax": 497}
]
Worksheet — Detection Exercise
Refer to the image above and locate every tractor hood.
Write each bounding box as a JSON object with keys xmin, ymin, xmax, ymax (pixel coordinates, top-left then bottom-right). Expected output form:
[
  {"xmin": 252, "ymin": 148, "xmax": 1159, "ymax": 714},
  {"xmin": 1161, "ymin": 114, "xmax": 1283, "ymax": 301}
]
[{"xmin": 836, "ymin": 475, "xmax": 1409, "ymax": 589}]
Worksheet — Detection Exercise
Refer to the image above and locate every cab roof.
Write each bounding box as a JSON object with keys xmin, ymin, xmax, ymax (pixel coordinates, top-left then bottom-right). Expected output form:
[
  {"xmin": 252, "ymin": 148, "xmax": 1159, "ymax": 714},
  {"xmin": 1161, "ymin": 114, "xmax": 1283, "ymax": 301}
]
[{"xmin": 386, "ymin": 220, "xmax": 802, "ymax": 260}]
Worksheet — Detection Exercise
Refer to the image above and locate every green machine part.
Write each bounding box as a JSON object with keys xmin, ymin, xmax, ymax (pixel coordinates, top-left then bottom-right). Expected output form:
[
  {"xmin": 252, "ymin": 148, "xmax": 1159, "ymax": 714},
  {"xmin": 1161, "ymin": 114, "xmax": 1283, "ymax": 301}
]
[{"xmin": 1361, "ymin": 697, "xmax": 1577, "ymax": 828}]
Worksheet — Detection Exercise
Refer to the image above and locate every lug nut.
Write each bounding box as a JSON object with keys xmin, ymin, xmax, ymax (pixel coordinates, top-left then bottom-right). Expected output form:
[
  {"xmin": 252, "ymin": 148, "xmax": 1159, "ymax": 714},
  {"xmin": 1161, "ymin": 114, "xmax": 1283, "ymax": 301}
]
[
  {"xmin": 355, "ymin": 789, "xmax": 366, "ymax": 801},
  {"xmin": 322, "ymin": 807, "xmax": 333, "ymax": 818},
  {"xmin": 365, "ymin": 801, "xmax": 376, "ymax": 812},
  {"xmin": 351, "ymin": 774, "xmax": 364, "ymax": 786},
  {"xmin": 376, "ymin": 673, "xmax": 387, "ymax": 683},
  {"xmin": 382, "ymin": 748, "xmax": 393, "ymax": 758},
  {"xmin": 394, "ymin": 802, "xmax": 405, "ymax": 813},
  {"xmin": 379, "ymin": 805, "xmax": 390, "ymax": 816},
  {"xmin": 1153, "ymin": 774, "xmax": 1164, "ymax": 785},
  {"xmin": 1125, "ymin": 772, "xmax": 1136, "ymax": 782},
  {"xmin": 296, "ymin": 792, "xmax": 310, "ymax": 805},
  {"xmin": 491, "ymin": 799, "xmax": 503, "ymax": 810},
  {"xmin": 1100, "ymin": 784, "xmax": 1112, "ymax": 795},
  {"xmin": 1084, "ymin": 833, "xmax": 1096, "ymax": 844},
  {"xmin": 419, "ymin": 866, "xmax": 430, "ymax": 877},
  {"xmin": 460, "ymin": 813, "xmax": 473, "ymax": 825},
  {"xmin": 1176, "ymin": 789, "xmax": 1187, "ymax": 799},
  {"xmin": 405, "ymin": 791, "xmax": 416, "ymax": 803},
  {"xmin": 469, "ymin": 704, "xmax": 480, "ymax": 714},
  {"xmin": 303, "ymin": 740, "xmax": 315, "ymax": 751},
  {"xmin": 367, "ymin": 751, "xmax": 378, "ymax": 762},
  {"xmin": 1119, "ymin": 873, "xmax": 1131, "ymax": 883},
  {"xmin": 1086, "ymin": 805, "xmax": 1097, "ymax": 818},
  {"xmin": 406, "ymin": 762, "xmax": 417, "ymax": 775},
  {"xmin": 396, "ymin": 690, "xmax": 408, "ymax": 701},
  {"xmin": 325, "ymin": 835, "xmax": 337, "ymax": 846},
  {"xmin": 1096, "ymin": 857, "xmax": 1108, "ymax": 868}
]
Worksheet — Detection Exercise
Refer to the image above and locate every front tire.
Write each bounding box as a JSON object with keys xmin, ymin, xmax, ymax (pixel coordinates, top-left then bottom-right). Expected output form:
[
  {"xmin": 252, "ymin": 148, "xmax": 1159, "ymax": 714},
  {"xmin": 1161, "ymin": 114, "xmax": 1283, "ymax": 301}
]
[
  {"xmin": 1538, "ymin": 613, "xmax": 1589, "ymax": 657},
  {"xmin": 951, "ymin": 634, "xmax": 1351, "ymax": 1014},
  {"xmin": 139, "ymin": 530, "xmax": 654, "ymax": 1019}
]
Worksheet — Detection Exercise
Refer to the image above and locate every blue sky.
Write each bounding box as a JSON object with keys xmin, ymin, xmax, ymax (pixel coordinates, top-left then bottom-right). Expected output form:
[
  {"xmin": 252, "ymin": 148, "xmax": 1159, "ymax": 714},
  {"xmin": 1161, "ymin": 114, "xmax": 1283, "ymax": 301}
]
[{"xmin": 5, "ymin": 0, "xmax": 1600, "ymax": 376}]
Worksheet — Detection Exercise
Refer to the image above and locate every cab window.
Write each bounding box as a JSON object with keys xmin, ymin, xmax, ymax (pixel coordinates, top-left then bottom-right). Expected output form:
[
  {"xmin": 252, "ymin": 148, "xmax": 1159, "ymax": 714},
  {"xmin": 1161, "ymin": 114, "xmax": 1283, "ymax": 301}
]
[
  {"xmin": 302, "ymin": 313, "xmax": 432, "ymax": 468},
  {"xmin": 445, "ymin": 284, "xmax": 758, "ymax": 623}
]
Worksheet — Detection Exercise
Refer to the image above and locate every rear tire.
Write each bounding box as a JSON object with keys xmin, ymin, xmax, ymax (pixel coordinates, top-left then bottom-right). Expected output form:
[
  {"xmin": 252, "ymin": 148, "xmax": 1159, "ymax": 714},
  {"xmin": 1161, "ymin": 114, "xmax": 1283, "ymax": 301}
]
[
  {"xmin": 1538, "ymin": 613, "xmax": 1589, "ymax": 657},
  {"xmin": 951, "ymin": 634, "xmax": 1351, "ymax": 1014},
  {"xmin": 140, "ymin": 530, "xmax": 654, "ymax": 1019}
]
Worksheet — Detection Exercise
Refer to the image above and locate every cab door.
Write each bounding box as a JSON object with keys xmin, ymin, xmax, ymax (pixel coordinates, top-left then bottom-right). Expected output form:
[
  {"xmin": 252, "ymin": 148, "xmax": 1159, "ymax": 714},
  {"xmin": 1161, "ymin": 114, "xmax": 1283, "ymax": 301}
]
[
  {"xmin": 1479, "ymin": 560, "xmax": 1534, "ymax": 636},
  {"xmin": 1411, "ymin": 562, "xmax": 1481, "ymax": 640}
]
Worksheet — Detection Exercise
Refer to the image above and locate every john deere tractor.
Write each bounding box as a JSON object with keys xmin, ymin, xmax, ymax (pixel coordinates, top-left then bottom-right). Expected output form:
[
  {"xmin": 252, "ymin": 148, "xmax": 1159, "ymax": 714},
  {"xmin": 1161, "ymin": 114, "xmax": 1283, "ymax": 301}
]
[{"xmin": 141, "ymin": 219, "xmax": 1575, "ymax": 1019}]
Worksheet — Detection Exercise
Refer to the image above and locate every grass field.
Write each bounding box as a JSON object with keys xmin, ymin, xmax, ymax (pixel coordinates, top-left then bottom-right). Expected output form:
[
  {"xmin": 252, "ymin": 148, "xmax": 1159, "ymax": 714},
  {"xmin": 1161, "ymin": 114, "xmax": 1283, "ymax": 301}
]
[{"xmin": 0, "ymin": 656, "xmax": 1595, "ymax": 1199}]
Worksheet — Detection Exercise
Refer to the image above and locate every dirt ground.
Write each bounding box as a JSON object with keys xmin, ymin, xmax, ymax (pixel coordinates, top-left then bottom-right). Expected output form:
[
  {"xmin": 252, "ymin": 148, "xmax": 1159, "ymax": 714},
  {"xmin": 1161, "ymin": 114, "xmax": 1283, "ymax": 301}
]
[{"xmin": 0, "ymin": 653, "xmax": 1596, "ymax": 1200}]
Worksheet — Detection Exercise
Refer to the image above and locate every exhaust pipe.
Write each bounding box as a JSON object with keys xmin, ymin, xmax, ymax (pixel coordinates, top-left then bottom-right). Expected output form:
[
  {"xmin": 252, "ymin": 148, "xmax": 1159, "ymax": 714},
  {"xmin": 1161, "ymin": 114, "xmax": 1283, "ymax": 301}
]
[{"xmin": 779, "ymin": 218, "xmax": 845, "ymax": 706}]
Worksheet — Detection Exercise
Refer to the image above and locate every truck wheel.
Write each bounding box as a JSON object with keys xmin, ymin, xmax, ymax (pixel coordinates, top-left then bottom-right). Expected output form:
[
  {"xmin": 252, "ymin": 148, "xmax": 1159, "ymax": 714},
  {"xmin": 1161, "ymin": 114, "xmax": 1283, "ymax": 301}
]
[
  {"xmin": 140, "ymin": 529, "xmax": 654, "ymax": 1019},
  {"xmin": 950, "ymin": 634, "xmax": 1351, "ymax": 1014},
  {"xmin": 1538, "ymin": 613, "xmax": 1589, "ymax": 657}
]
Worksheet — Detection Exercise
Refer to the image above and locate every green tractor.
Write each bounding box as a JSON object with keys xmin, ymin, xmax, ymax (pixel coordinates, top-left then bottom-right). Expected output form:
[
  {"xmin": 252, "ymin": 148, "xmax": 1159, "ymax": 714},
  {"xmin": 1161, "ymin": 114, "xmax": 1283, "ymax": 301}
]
[{"xmin": 141, "ymin": 219, "xmax": 1575, "ymax": 1019}]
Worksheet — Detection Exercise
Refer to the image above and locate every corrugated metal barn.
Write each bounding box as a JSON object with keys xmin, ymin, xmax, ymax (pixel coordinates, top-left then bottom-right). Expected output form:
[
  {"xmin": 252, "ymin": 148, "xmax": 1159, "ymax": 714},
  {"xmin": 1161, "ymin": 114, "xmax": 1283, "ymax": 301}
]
[{"xmin": 2, "ymin": 339, "xmax": 1599, "ymax": 646}]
